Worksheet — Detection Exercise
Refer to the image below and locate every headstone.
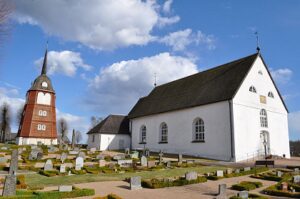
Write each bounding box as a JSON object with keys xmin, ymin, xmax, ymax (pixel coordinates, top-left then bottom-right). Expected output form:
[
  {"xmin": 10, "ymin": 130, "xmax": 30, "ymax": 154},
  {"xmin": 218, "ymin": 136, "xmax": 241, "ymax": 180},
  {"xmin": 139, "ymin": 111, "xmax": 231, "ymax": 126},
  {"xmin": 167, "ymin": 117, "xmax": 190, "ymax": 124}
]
[
  {"xmin": 130, "ymin": 176, "xmax": 142, "ymax": 190},
  {"xmin": 99, "ymin": 160, "xmax": 106, "ymax": 167},
  {"xmin": 74, "ymin": 147, "xmax": 80, "ymax": 152},
  {"xmin": 2, "ymin": 175, "xmax": 16, "ymax": 196},
  {"xmin": 244, "ymin": 167, "xmax": 251, "ymax": 172},
  {"xmin": 117, "ymin": 159, "xmax": 133, "ymax": 167},
  {"xmin": 277, "ymin": 171, "xmax": 282, "ymax": 177},
  {"xmin": 159, "ymin": 151, "xmax": 163, "ymax": 164},
  {"xmin": 97, "ymin": 154, "xmax": 105, "ymax": 160},
  {"xmin": 143, "ymin": 149, "xmax": 149, "ymax": 157},
  {"xmin": 17, "ymin": 148, "xmax": 23, "ymax": 154},
  {"xmin": 108, "ymin": 163, "xmax": 115, "ymax": 170},
  {"xmin": 1, "ymin": 146, "xmax": 8, "ymax": 150},
  {"xmin": 294, "ymin": 168, "xmax": 299, "ymax": 173},
  {"xmin": 186, "ymin": 159, "xmax": 195, "ymax": 164},
  {"xmin": 178, "ymin": 153, "xmax": 182, "ymax": 165},
  {"xmin": 60, "ymin": 152, "xmax": 67, "ymax": 163},
  {"xmin": 125, "ymin": 148, "xmax": 130, "ymax": 155},
  {"xmin": 36, "ymin": 152, "xmax": 43, "ymax": 160},
  {"xmin": 90, "ymin": 148, "xmax": 96, "ymax": 153},
  {"xmin": 238, "ymin": 190, "xmax": 249, "ymax": 199},
  {"xmin": 113, "ymin": 154, "xmax": 125, "ymax": 160},
  {"xmin": 226, "ymin": 168, "xmax": 233, "ymax": 175},
  {"xmin": 75, "ymin": 157, "xmax": 84, "ymax": 170},
  {"xmin": 140, "ymin": 156, "xmax": 147, "ymax": 167},
  {"xmin": 0, "ymin": 157, "xmax": 8, "ymax": 163},
  {"xmin": 78, "ymin": 151, "xmax": 86, "ymax": 159},
  {"xmin": 166, "ymin": 161, "xmax": 171, "ymax": 168},
  {"xmin": 293, "ymin": 175, "xmax": 300, "ymax": 183},
  {"xmin": 60, "ymin": 164, "xmax": 66, "ymax": 173},
  {"xmin": 234, "ymin": 169, "xmax": 240, "ymax": 174},
  {"xmin": 185, "ymin": 171, "xmax": 198, "ymax": 181},
  {"xmin": 59, "ymin": 185, "xmax": 72, "ymax": 192},
  {"xmin": 9, "ymin": 150, "xmax": 18, "ymax": 175},
  {"xmin": 217, "ymin": 184, "xmax": 227, "ymax": 199},
  {"xmin": 147, "ymin": 160, "xmax": 156, "ymax": 168},
  {"xmin": 56, "ymin": 154, "xmax": 61, "ymax": 160},
  {"xmin": 216, "ymin": 170, "xmax": 224, "ymax": 177},
  {"xmin": 69, "ymin": 151, "xmax": 79, "ymax": 155},
  {"xmin": 130, "ymin": 151, "xmax": 139, "ymax": 159},
  {"xmin": 44, "ymin": 159, "xmax": 53, "ymax": 171},
  {"xmin": 281, "ymin": 182, "xmax": 288, "ymax": 191}
]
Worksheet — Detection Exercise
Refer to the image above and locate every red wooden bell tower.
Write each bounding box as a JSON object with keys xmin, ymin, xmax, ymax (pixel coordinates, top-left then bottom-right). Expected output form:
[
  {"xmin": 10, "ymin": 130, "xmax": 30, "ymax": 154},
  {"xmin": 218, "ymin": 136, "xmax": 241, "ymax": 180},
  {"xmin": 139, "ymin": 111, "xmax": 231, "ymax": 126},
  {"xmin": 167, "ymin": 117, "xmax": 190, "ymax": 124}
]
[{"xmin": 17, "ymin": 49, "xmax": 58, "ymax": 145}]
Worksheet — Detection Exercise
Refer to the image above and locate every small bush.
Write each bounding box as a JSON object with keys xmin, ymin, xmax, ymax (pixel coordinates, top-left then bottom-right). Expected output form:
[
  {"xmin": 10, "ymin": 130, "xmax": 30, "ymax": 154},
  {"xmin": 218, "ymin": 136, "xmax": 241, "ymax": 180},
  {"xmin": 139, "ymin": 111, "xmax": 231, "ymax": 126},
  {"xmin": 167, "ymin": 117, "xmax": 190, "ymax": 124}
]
[
  {"xmin": 230, "ymin": 193, "xmax": 268, "ymax": 199},
  {"xmin": 27, "ymin": 184, "xmax": 44, "ymax": 190},
  {"xmin": 264, "ymin": 184, "xmax": 300, "ymax": 198},
  {"xmin": 71, "ymin": 168, "xmax": 87, "ymax": 175},
  {"xmin": 231, "ymin": 181, "xmax": 262, "ymax": 191},
  {"xmin": 16, "ymin": 175, "xmax": 27, "ymax": 189},
  {"xmin": 93, "ymin": 193, "xmax": 123, "ymax": 199},
  {"xmin": 39, "ymin": 170, "xmax": 59, "ymax": 177},
  {"xmin": 207, "ymin": 175, "xmax": 222, "ymax": 181}
]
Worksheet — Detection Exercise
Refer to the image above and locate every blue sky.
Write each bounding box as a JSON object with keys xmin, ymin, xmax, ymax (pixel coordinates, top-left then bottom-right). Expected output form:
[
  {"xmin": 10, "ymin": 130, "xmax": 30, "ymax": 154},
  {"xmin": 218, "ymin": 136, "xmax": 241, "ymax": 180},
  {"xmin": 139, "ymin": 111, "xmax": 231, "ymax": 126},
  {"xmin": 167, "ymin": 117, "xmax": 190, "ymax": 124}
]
[{"xmin": 0, "ymin": 0, "xmax": 299, "ymax": 141}]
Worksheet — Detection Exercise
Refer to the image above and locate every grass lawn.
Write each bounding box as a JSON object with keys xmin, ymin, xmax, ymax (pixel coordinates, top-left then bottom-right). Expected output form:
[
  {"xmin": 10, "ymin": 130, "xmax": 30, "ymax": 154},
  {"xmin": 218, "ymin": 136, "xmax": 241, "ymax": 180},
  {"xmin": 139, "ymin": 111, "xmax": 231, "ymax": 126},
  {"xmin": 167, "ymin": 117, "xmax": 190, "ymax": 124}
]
[{"xmin": 25, "ymin": 165, "xmax": 226, "ymax": 187}]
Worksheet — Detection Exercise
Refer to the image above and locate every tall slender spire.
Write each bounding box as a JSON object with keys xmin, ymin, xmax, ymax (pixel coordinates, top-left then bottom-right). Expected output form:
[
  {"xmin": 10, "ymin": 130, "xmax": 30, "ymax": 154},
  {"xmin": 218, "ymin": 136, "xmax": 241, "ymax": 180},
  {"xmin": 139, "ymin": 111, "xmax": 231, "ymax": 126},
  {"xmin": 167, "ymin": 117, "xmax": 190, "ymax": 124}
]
[{"xmin": 41, "ymin": 42, "xmax": 48, "ymax": 75}]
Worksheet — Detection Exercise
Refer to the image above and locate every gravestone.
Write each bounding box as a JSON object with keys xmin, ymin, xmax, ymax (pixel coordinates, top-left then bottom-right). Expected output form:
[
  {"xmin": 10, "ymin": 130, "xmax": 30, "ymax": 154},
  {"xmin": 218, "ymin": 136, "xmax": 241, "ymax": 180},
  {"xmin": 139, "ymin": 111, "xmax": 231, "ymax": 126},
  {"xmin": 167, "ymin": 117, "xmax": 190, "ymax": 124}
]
[
  {"xmin": 37, "ymin": 152, "xmax": 43, "ymax": 160},
  {"xmin": 293, "ymin": 175, "xmax": 300, "ymax": 183},
  {"xmin": 99, "ymin": 160, "xmax": 106, "ymax": 167},
  {"xmin": 178, "ymin": 153, "xmax": 182, "ymax": 165},
  {"xmin": 108, "ymin": 163, "xmax": 115, "ymax": 170},
  {"xmin": 9, "ymin": 150, "xmax": 18, "ymax": 175},
  {"xmin": 244, "ymin": 167, "xmax": 251, "ymax": 171},
  {"xmin": 0, "ymin": 157, "xmax": 8, "ymax": 163},
  {"xmin": 185, "ymin": 171, "xmax": 198, "ymax": 181},
  {"xmin": 56, "ymin": 154, "xmax": 61, "ymax": 160},
  {"xmin": 2, "ymin": 175, "xmax": 16, "ymax": 196},
  {"xmin": 75, "ymin": 157, "xmax": 84, "ymax": 170},
  {"xmin": 294, "ymin": 168, "xmax": 299, "ymax": 173},
  {"xmin": 159, "ymin": 151, "xmax": 163, "ymax": 164},
  {"xmin": 277, "ymin": 171, "xmax": 282, "ymax": 177},
  {"xmin": 234, "ymin": 169, "xmax": 240, "ymax": 174},
  {"xmin": 69, "ymin": 151, "xmax": 79, "ymax": 155},
  {"xmin": 130, "ymin": 151, "xmax": 139, "ymax": 159},
  {"xmin": 226, "ymin": 168, "xmax": 233, "ymax": 175},
  {"xmin": 29, "ymin": 149, "xmax": 43, "ymax": 160},
  {"xmin": 60, "ymin": 164, "xmax": 66, "ymax": 173},
  {"xmin": 74, "ymin": 147, "xmax": 80, "ymax": 152},
  {"xmin": 130, "ymin": 176, "xmax": 142, "ymax": 190},
  {"xmin": 97, "ymin": 154, "xmax": 105, "ymax": 160},
  {"xmin": 140, "ymin": 156, "xmax": 147, "ymax": 167},
  {"xmin": 186, "ymin": 159, "xmax": 195, "ymax": 164},
  {"xmin": 1, "ymin": 146, "xmax": 8, "ymax": 150},
  {"xmin": 18, "ymin": 148, "xmax": 23, "ymax": 154},
  {"xmin": 78, "ymin": 151, "xmax": 86, "ymax": 159},
  {"xmin": 60, "ymin": 152, "xmax": 67, "ymax": 163},
  {"xmin": 59, "ymin": 185, "xmax": 72, "ymax": 192},
  {"xmin": 238, "ymin": 190, "xmax": 249, "ymax": 199},
  {"xmin": 147, "ymin": 160, "xmax": 156, "ymax": 168},
  {"xmin": 145, "ymin": 149, "xmax": 150, "ymax": 157},
  {"xmin": 44, "ymin": 159, "xmax": 53, "ymax": 171},
  {"xmin": 166, "ymin": 161, "xmax": 171, "ymax": 168},
  {"xmin": 125, "ymin": 148, "xmax": 130, "ymax": 155},
  {"xmin": 281, "ymin": 182, "xmax": 288, "ymax": 191},
  {"xmin": 90, "ymin": 148, "xmax": 96, "ymax": 153},
  {"xmin": 216, "ymin": 170, "xmax": 224, "ymax": 177},
  {"xmin": 118, "ymin": 159, "xmax": 132, "ymax": 167},
  {"xmin": 113, "ymin": 154, "xmax": 125, "ymax": 160},
  {"xmin": 217, "ymin": 184, "xmax": 227, "ymax": 199}
]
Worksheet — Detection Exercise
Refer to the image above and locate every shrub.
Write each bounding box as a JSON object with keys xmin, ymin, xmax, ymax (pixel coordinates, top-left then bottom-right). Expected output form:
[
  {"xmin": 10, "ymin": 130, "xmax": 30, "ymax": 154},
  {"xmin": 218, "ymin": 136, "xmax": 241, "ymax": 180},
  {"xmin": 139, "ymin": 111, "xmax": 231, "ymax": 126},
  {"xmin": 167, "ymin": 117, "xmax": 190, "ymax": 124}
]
[
  {"xmin": 264, "ymin": 184, "xmax": 300, "ymax": 198},
  {"xmin": 230, "ymin": 193, "xmax": 268, "ymax": 199},
  {"xmin": 206, "ymin": 176, "xmax": 222, "ymax": 181},
  {"xmin": 35, "ymin": 188, "xmax": 95, "ymax": 198},
  {"xmin": 27, "ymin": 184, "xmax": 44, "ymax": 190},
  {"xmin": 84, "ymin": 166, "xmax": 100, "ymax": 174},
  {"xmin": 39, "ymin": 170, "xmax": 59, "ymax": 177},
  {"xmin": 224, "ymin": 167, "xmax": 269, "ymax": 178},
  {"xmin": 93, "ymin": 194, "xmax": 123, "ymax": 199},
  {"xmin": 16, "ymin": 175, "xmax": 27, "ymax": 189},
  {"xmin": 231, "ymin": 181, "xmax": 262, "ymax": 191},
  {"xmin": 71, "ymin": 168, "xmax": 87, "ymax": 175}
]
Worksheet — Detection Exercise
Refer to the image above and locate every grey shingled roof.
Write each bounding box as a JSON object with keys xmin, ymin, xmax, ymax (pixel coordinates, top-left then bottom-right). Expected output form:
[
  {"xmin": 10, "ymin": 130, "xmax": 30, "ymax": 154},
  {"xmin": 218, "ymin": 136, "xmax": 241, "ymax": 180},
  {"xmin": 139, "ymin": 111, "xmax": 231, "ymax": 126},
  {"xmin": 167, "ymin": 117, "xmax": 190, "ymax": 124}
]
[
  {"xmin": 87, "ymin": 115, "xmax": 129, "ymax": 135},
  {"xmin": 128, "ymin": 53, "xmax": 261, "ymax": 119}
]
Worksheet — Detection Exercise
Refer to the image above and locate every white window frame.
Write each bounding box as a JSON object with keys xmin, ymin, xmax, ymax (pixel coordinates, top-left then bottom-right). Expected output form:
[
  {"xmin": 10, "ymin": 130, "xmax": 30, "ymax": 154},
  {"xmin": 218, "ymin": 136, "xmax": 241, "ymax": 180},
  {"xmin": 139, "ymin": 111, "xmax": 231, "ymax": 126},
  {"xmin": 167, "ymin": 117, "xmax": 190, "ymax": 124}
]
[
  {"xmin": 260, "ymin": 109, "xmax": 268, "ymax": 128},
  {"xmin": 140, "ymin": 125, "xmax": 147, "ymax": 143},
  {"xmin": 193, "ymin": 118, "xmax": 205, "ymax": 142},
  {"xmin": 159, "ymin": 123, "xmax": 168, "ymax": 143}
]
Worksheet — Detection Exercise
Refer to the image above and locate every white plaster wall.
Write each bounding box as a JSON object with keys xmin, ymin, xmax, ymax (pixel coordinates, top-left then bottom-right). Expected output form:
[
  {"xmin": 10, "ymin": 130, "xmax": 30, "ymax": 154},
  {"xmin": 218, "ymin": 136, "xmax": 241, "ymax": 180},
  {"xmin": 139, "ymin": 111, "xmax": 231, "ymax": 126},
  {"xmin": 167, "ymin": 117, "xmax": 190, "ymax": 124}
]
[
  {"xmin": 87, "ymin": 134, "xmax": 130, "ymax": 151},
  {"xmin": 233, "ymin": 56, "xmax": 290, "ymax": 162},
  {"xmin": 131, "ymin": 101, "xmax": 233, "ymax": 161},
  {"xmin": 16, "ymin": 137, "xmax": 58, "ymax": 145}
]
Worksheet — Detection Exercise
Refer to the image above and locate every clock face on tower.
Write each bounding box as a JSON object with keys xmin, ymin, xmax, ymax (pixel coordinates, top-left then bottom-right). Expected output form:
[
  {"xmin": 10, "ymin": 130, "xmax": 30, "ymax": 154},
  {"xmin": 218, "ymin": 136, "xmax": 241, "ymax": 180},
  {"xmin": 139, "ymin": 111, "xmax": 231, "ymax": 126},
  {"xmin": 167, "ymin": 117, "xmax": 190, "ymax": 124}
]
[{"xmin": 42, "ymin": 81, "xmax": 48, "ymax": 88}]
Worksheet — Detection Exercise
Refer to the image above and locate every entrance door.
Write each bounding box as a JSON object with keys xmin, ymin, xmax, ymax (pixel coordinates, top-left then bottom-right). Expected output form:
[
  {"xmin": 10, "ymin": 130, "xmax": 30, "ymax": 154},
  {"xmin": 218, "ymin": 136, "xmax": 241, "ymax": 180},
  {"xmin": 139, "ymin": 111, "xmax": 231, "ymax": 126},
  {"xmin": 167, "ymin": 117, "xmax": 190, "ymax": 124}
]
[
  {"xmin": 260, "ymin": 131, "xmax": 270, "ymax": 156},
  {"xmin": 119, "ymin": 139, "xmax": 125, "ymax": 150}
]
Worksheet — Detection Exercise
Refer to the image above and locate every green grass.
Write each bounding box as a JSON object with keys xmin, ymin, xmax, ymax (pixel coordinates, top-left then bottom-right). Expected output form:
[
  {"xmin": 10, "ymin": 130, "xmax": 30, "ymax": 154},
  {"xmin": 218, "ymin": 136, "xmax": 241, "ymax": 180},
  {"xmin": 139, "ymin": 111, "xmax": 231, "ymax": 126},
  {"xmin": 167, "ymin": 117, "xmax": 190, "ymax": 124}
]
[{"xmin": 25, "ymin": 166, "xmax": 225, "ymax": 187}]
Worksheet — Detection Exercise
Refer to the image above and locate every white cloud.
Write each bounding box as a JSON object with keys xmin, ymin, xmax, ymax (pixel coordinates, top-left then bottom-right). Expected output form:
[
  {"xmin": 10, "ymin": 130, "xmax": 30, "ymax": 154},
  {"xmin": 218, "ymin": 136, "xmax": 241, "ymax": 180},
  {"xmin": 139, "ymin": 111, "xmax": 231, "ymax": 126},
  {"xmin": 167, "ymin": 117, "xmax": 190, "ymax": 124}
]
[
  {"xmin": 34, "ymin": 50, "xmax": 91, "ymax": 77},
  {"xmin": 270, "ymin": 68, "xmax": 293, "ymax": 84},
  {"xmin": 13, "ymin": 0, "xmax": 179, "ymax": 50},
  {"xmin": 85, "ymin": 52, "xmax": 198, "ymax": 114},
  {"xmin": 289, "ymin": 111, "xmax": 300, "ymax": 136},
  {"xmin": 162, "ymin": 0, "xmax": 173, "ymax": 14},
  {"xmin": 158, "ymin": 29, "xmax": 215, "ymax": 51}
]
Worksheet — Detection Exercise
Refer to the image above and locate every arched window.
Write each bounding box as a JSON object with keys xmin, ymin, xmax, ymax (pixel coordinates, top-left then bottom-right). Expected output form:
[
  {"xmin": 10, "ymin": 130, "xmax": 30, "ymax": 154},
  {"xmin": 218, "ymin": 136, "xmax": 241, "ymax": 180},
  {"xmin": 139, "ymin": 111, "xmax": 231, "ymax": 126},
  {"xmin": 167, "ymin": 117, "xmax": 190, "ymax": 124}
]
[
  {"xmin": 260, "ymin": 109, "xmax": 268, "ymax": 128},
  {"xmin": 249, "ymin": 86, "xmax": 257, "ymax": 93},
  {"xmin": 193, "ymin": 118, "xmax": 205, "ymax": 142},
  {"xmin": 258, "ymin": 70, "xmax": 263, "ymax": 75},
  {"xmin": 268, "ymin": 92, "xmax": 274, "ymax": 98},
  {"xmin": 159, "ymin": 123, "xmax": 168, "ymax": 143},
  {"xmin": 140, "ymin": 125, "xmax": 146, "ymax": 143}
]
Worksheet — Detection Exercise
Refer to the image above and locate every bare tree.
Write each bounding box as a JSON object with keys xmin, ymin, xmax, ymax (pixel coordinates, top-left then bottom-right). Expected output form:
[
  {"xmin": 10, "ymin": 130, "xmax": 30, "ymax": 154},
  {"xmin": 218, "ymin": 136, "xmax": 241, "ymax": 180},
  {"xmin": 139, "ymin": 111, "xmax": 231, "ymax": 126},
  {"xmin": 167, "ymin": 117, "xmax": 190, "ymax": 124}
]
[
  {"xmin": 58, "ymin": 118, "xmax": 68, "ymax": 143},
  {"xmin": 0, "ymin": 102, "xmax": 10, "ymax": 143},
  {"xmin": 75, "ymin": 130, "xmax": 82, "ymax": 144},
  {"xmin": 90, "ymin": 116, "xmax": 103, "ymax": 128},
  {"xmin": 16, "ymin": 104, "xmax": 24, "ymax": 126}
]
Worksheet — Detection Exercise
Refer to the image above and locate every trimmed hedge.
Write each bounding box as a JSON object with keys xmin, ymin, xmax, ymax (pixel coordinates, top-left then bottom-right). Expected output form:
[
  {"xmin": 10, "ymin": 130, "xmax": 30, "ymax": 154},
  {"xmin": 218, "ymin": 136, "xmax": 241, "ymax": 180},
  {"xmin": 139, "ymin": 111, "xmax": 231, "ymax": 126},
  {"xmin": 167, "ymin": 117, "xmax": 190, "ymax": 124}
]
[
  {"xmin": 39, "ymin": 170, "xmax": 60, "ymax": 177},
  {"xmin": 93, "ymin": 194, "xmax": 123, "ymax": 199},
  {"xmin": 264, "ymin": 184, "xmax": 300, "ymax": 198},
  {"xmin": 224, "ymin": 167, "xmax": 269, "ymax": 178},
  {"xmin": 16, "ymin": 175, "xmax": 27, "ymax": 189},
  {"xmin": 71, "ymin": 168, "xmax": 87, "ymax": 175},
  {"xmin": 231, "ymin": 181, "xmax": 262, "ymax": 191},
  {"xmin": 230, "ymin": 193, "xmax": 268, "ymax": 199},
  {"xmin": 142, "ymin": 176, "xmax": 207, "ymax": 189}
]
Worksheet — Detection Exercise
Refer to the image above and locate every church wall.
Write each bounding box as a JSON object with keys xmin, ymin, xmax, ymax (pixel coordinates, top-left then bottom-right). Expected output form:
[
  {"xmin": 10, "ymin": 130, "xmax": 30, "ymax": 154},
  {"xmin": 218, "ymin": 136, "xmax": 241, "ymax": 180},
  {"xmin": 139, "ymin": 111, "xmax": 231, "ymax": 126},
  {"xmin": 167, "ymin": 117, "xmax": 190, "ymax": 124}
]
[
  {"xmin": 131, "ymin": 101, "xmax": 232, "ymax": 161},
  {"xmin": 87, "ymin": 133, "xmax": 100, "ymax": 150},
  {"xmin": 87, "ymin": 134, "xmax": 130, "ymax": 151},
  {"xmin": 233, "ymin": 56, "xmax": 290, "ymax": 162}
]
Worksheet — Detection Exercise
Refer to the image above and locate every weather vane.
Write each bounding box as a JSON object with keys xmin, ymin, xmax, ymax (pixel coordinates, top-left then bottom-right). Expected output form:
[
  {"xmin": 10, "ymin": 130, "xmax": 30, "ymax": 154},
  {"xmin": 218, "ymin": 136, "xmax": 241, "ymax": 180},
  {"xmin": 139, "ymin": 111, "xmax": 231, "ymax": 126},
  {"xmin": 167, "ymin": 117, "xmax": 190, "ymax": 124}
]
[{"xmin": 255, "ymin": 31, "xmax": 260, "ymax": 53}]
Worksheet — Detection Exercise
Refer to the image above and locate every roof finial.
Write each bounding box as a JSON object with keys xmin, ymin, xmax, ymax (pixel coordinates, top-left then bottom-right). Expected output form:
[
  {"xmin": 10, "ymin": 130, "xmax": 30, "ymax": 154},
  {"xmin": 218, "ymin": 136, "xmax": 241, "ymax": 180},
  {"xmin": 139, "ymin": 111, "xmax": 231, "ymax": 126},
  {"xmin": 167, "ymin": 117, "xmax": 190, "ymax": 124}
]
[
  {"xmin": 41, "ymin": 41, "xmax": 48, "ymax": 75},
  {"xmin": 154, "ymin": 72, "xmax": 157, "ymax": 87},
  {"xmin": 255, "ymin": 31, "xmax": 260, "ymax": 53}
]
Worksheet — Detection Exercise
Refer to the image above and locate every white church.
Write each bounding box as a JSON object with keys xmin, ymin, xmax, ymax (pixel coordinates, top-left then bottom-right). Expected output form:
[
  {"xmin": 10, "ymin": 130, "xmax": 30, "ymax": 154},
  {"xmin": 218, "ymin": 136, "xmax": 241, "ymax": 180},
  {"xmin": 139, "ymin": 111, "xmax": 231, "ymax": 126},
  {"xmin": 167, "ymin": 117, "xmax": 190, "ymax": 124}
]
[{"xmin": 87, "ymin": 53, "xmax": 290, "ymax": 162}]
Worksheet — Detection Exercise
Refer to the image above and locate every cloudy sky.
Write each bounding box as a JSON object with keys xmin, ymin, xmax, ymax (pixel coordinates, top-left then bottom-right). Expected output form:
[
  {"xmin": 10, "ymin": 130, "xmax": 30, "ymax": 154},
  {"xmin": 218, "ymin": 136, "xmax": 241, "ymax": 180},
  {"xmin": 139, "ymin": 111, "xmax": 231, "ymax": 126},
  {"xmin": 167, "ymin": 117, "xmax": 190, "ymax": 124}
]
[{"xmin": 0, "ymin": 0, "xmax": 299, "ymax": 142}]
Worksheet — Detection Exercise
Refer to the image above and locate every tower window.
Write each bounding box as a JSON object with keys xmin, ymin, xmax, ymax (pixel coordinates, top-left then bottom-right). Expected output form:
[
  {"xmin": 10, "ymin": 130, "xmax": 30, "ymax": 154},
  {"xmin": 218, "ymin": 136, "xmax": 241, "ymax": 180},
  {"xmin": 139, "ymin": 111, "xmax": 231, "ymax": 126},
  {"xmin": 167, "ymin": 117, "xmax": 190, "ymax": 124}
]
[
  {"xmin": 249, "ymin": 86, "xmax": 257, "ymax": 93},
  {"xmin": 37, "ymin": 124, "xmax": 46, "ymax": 131},
  {"xmin": 38, "ymin": 110, "xmax": 47, "ymax": 116}
]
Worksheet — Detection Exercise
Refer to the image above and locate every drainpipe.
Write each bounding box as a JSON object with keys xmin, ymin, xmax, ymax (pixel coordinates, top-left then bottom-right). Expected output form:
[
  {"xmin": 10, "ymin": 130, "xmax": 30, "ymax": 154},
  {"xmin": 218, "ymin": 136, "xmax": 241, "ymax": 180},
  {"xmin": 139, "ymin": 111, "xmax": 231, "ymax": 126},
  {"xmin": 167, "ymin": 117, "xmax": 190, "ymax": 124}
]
[{"xmin": 228, "ymin": 100, "xmax": 236, "ymax": 162}]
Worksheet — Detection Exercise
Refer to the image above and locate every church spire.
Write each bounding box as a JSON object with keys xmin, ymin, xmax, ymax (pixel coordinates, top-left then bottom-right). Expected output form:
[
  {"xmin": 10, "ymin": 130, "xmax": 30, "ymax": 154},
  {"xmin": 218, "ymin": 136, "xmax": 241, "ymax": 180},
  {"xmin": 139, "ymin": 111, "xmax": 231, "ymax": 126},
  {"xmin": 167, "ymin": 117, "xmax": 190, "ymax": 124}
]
[{"xmin": 41, "ymin": 42, "xmax": 48, "ymax": 75}]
